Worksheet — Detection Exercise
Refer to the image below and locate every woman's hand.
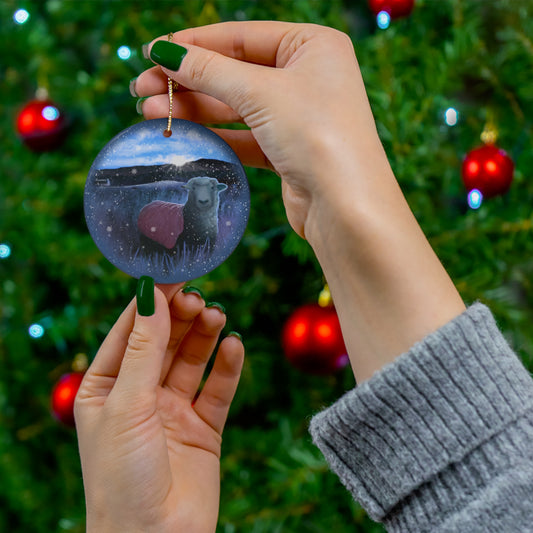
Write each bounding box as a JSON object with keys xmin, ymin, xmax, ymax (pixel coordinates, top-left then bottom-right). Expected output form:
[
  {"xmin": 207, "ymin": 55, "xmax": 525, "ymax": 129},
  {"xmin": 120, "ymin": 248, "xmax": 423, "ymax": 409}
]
[
  {"xmin": 134, "ymin": 21, "xmax": 386, "ymax": 241},
  {"xmin": 75, "ymin": 281, "xmax": 244, "ymax": 533},
  {"xmin": 134, "ymin": 22, "xmax": 465, "ymax": 383}
]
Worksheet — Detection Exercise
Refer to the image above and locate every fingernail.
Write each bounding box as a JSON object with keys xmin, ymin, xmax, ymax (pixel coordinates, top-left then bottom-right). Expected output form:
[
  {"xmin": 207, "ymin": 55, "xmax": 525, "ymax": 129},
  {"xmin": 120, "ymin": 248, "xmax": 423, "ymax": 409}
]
[
  {"xmin": 228, "ymin": 331, "xmax": 243, "ymax": 342},
  {"xmin": 137, "ymin": 276, "xmax": 155, "ymax": 316},
  {"xmin": 206, "ymin": 302, "xmax": 226, "ymax": 314},
  {"xmin": 136, "ymin": 97, "xmax": 148, "ymax": 115},
  {"xmin": 142, "ymin": 42, "xmax": 151, "ymax": 59},
  {"xmin": 129, "ymin": 77, "xmax": 138, "ymax": 97},
  {"xmin": 182, "ymin": 286, "xmax": 204, "ymax": 299},
  {"xmin": 150, "ymin": 41, "xmax": 188, "ymax": 71}
]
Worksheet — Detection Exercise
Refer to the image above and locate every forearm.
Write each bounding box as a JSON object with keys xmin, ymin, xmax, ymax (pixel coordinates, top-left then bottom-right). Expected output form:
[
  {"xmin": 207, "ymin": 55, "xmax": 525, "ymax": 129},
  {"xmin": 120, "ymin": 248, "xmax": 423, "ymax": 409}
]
[{"xmin": 304, "ymin": 140, "xmax": 465, "ymax": 383}]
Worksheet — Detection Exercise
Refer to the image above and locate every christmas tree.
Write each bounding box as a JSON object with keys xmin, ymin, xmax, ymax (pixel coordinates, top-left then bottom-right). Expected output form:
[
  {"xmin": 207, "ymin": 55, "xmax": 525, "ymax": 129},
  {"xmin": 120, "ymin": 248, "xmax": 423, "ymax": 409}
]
[{"xmin": 2, "ymin": 1, "xmax": 533, "ymax": 531}]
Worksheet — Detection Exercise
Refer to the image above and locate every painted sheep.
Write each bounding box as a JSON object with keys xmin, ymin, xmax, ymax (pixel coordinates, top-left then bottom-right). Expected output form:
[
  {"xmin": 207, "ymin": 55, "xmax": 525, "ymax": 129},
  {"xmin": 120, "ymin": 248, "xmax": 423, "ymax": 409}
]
[
  {"xmin": 137, "ymin": 176, "xmax": 228, "ymax": 254},
  {"xmin": 178, "ymin": 176, "xmax": 228, "ymax": 251}
]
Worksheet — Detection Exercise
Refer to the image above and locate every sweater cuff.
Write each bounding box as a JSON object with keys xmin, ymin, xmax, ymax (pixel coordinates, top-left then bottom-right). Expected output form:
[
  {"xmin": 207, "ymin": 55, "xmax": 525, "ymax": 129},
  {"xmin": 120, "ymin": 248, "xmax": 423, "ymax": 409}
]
[{"xmin": 309, "ymin": 303, "xmax": 533, "ymax": 524}]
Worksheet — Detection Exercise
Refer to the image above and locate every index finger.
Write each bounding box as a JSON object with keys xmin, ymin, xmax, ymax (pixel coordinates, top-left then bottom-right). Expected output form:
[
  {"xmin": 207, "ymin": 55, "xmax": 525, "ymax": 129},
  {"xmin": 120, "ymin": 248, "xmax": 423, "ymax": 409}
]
[
  {"xmin": 156, "ymin": 20, "xmax": 296, "ymax": 67},
  {"xmin": 136, "ymin": 21, "xmax": 295, "ymax": 98}
]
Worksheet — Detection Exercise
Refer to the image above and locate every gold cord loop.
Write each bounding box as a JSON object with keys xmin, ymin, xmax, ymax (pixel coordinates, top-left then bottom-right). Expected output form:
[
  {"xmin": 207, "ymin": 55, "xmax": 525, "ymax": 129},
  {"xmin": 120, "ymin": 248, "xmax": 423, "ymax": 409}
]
[{"xmin": 163, "ymin": 33, "xmax": 176, "ymax": 138}]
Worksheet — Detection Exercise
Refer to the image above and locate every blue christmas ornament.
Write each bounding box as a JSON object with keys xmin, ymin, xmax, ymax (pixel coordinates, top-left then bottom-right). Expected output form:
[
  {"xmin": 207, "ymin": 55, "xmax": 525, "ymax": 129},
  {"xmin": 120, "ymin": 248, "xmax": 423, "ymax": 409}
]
[{"xmin": 84, "ymin": 118, "xmax": 250, "ymax": 283}]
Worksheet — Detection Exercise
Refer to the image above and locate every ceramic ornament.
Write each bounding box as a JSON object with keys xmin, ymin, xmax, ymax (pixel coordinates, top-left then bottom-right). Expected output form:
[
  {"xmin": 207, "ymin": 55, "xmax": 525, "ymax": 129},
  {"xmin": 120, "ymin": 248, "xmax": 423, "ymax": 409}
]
[{"xmin": 84, "ymin": 118, "xmax": 250, "ymax": 283}]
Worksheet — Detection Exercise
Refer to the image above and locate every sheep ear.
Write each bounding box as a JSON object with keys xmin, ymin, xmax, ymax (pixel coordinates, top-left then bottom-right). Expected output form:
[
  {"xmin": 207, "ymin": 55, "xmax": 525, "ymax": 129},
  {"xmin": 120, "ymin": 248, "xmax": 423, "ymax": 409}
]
[
  {"xmin": 181, "ymin": 182, "xmax": 190, "ymax": 190},
  {"xmin": 217, "ymin": 183, "xmax": 228, "ymax": 192}
]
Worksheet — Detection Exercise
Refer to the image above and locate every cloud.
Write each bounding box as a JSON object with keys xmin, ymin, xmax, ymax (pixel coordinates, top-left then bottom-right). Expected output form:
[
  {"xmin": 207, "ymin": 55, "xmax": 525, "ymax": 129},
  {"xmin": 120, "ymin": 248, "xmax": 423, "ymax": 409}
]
[{"xmin": 93, "ymin": 119, "xmax": 238, "ymax": 170}]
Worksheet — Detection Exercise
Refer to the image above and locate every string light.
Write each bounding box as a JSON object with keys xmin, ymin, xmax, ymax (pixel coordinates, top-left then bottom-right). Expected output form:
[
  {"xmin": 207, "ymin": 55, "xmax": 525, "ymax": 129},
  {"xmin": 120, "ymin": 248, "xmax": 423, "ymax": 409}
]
[
  {"xmin": 28, "ymin": 324, "xmax": 45, "ymax": 339},
  {"xmin": 376, "ymin": 11, "xmax": 391, "ymax": 29},
  {"xmin": 0, "ymin": 243, "xmax": 11, "ymax": 259},
  {"xmin": 467, "ymin": 189, "xmax": 483, "ymax": 210},
  {"xmin": 117, "ymin": 46, "xmax": 132, "ymax": 60},
  {"xmin": 444, "ymin": 107, "xmax": 459, "ymax": 126},
  {"xmin": 42, "ymin": 105, "xmax": 60, "ymax": 121},
  {"xmin": 14, "ymin": 9, "xmax": 30, "ymax": 24}
]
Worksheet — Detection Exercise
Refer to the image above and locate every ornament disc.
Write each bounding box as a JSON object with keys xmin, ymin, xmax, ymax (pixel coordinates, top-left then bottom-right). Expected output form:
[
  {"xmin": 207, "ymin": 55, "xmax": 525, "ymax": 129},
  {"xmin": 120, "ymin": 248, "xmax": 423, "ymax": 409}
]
[{"xmin": 84, "ymin": 119, "xmax": 250, "ymax": 283}]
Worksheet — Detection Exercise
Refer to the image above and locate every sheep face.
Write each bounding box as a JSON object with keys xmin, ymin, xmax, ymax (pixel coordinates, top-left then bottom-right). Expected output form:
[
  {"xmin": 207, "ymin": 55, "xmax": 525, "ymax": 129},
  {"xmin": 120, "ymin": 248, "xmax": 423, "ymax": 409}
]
[
  {"xmin": 179, "ymin": 176, "xmax": 228, "ymax": 252},
  {"xmin": 183, "ymin": 177, "xmax": 227, "ymax": 211}
]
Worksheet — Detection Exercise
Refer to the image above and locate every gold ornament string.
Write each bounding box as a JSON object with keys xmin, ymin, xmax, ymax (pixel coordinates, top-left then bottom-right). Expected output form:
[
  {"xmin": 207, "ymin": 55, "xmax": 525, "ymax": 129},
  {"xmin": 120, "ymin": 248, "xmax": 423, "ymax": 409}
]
[{"xmin": 163, "ymin": 32, "xmax": 176, "ymax": 138}]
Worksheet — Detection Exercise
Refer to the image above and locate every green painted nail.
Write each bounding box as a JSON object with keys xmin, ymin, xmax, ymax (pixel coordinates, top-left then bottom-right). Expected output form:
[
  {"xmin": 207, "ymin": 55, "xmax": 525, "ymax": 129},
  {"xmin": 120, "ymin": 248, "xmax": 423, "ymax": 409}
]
[
  {"xmin": 129, "ymin": 77, "xmax": 138, "ymax": 97},
  {"xmin": 136, "ymin": 97, "xmax": 148, "ymax": 115},
  {"xmin": 182, "ymin": 286, "xmax": 204, "ymax": 299},
  {"xmin": 150, "ymin": 40, "xmax": 188, "ymax": 71},
  {"xmin": 206, "ymin": 302, "xmax": 226, "ymax": 314},
  {"xmin": 137, "ymin": 276, "xmax": 155, "ymax": 316},
  {"xmin": 228, "ymin": 331, "xmax": 243, "ymax": 342}
]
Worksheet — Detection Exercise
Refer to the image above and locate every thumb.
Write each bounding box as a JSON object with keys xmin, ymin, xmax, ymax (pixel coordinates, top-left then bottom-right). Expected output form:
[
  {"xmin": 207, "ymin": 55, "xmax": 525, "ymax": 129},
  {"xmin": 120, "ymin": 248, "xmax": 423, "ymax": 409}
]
[
  {"xmin": 113, "ymin": 277, "xmax": 171, "ymax": 396},
  {"xmin": 148, "ymin": 40, "xmax": 265, "ymax": 119}
]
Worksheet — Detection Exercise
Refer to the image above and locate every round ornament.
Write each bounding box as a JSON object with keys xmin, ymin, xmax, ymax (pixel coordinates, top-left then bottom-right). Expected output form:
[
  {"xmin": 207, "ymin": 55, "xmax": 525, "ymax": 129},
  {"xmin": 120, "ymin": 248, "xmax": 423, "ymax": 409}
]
[
  {"xmin": 16, "ymin": 98, "xmax": 67, "ymax": 151},
  {"xmin": 51, "ymin": 372, "xmax": 84, "ymax": 426},
  {"xmin": 84, "ymin": 118, "xmax": 250, "ymax": 283},
  {"xmin": 282, "ymin": 303, "xmax": 348, "ymax": 375},
  {"xmin": 368, "ymin": 0, "xmax": 415, "ymax": 18},
  {"xmin": 462, "ymin": 144, "xmax": 514, "ymax": 198}
]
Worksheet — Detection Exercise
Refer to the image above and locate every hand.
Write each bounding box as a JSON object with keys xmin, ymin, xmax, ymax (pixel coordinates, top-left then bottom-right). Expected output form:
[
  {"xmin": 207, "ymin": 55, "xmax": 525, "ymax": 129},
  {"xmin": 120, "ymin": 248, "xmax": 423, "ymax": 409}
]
[
  {"xmin": 134, "ymin": 21, "xmax": 386, "ymax": 241},
  {"xmin": 75, "ymin": 283, "xmax": 244, "ymax": 533},
  {"xmin": 134, "ymin": 22, "xmax": 465, "ymax": 383}
]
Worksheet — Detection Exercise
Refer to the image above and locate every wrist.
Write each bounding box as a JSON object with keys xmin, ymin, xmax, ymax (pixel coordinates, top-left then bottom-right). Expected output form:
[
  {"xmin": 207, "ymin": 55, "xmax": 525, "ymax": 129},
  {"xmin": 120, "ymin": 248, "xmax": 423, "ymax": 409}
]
[
  {"xmin": 302, "ymin": 145, "xmax": 465, "ymax": 382},
  {"xmin": 303, "ymin": 137, "xmax": 397, "ymax": 254}
]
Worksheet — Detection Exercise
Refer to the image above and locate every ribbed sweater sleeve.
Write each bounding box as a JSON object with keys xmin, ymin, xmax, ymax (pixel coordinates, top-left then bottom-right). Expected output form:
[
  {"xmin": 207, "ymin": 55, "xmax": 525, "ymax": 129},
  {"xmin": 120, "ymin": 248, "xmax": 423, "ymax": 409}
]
[{"xmin": 309, "ymin": 303, "xmax": 533, "ymax": 532}]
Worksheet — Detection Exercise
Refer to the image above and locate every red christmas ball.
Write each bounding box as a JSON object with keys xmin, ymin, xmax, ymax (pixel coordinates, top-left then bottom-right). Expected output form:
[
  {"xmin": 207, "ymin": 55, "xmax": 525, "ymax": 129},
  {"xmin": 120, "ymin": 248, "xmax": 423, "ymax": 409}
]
[
  {"xmin": 282, "ymin": 303, "xmax": 348, "ymax": 375},
  {"xmin": 51, "ymin": 372, "xmax": 84, "ymax": 426},
  {"xmin": 16, "ymin": 99, "xmax": 67, "ymax": 151},
  {"xmin": 462, "ymin": 144, "xmax": 514, "ymax": 198},
  {"xmin": 368, "ymin": 0, "xmax": 415, "ymax": 18}
]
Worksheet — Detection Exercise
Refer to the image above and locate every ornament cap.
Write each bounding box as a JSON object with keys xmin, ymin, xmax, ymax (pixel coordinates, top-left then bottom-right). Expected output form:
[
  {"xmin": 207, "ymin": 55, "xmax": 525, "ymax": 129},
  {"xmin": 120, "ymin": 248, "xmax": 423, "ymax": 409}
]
[
  {"xmin": 35, "ymin": 87, "xmax": 49, "ymax": 100},
  {"xmin": 480, "ymin": 112, "xmax": 498, "ymax": 145},
  {"xmin": 318, "ymin": 284, "xmax": 332, "ymax": 307},
  {"xmin": 72, "ymin": 353, "xmax": 89, "ymax": 373},
  {"xmin": 480, "ymin": 126, "xmax": 498, "ymax": 145}
]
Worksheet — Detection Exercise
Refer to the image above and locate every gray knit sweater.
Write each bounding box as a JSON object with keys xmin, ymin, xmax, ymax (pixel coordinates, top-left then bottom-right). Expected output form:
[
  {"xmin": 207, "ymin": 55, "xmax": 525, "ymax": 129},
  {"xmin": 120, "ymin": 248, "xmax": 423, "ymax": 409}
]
[{"xmin": 309, "ymin": 303, "xmax": 533, "ymax": 532}]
